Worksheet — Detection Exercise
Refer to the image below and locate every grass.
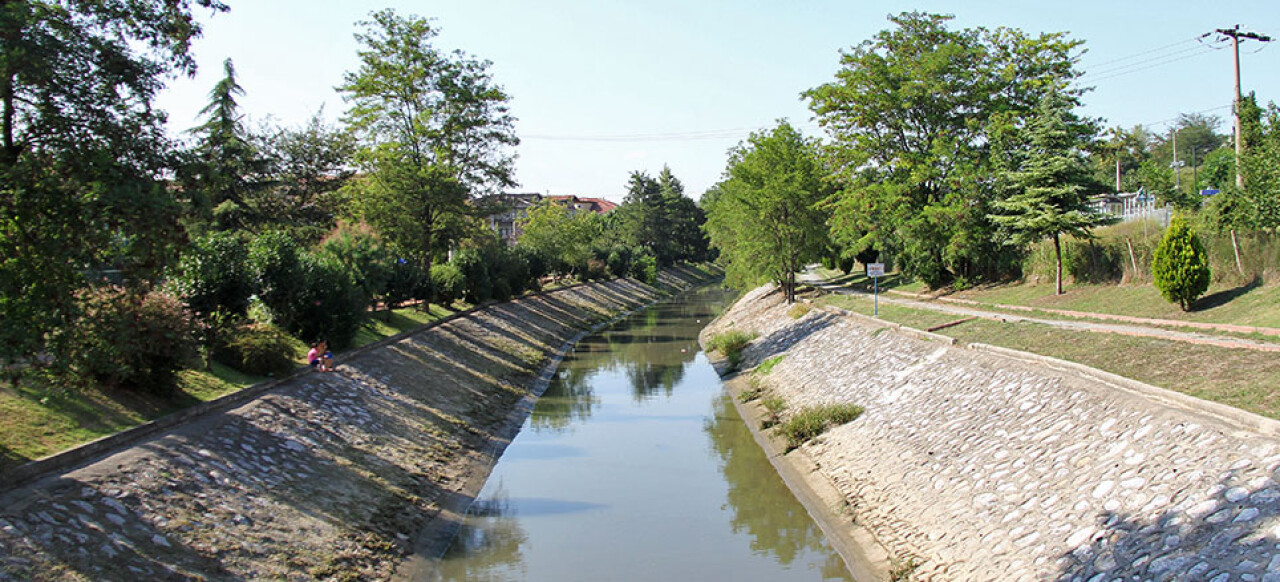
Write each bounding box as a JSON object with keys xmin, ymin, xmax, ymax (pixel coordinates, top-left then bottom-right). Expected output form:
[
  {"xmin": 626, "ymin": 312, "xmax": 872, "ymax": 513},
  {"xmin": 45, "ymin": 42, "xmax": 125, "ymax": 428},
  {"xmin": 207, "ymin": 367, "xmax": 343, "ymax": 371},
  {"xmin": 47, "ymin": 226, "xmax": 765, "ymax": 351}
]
[
  {"xmin": 756, "ymin": 355, "xmax": 785, "ymax": 375},
  {"xmin": 776, "ymin": 403, "xmax": 865, "ymax": 451},
  {"xmin": 760, "ymin": 395, "xmax": 787, "ymax": 429},
  {"xmin": 787, "ymin": 303, "xmax": 814, "ymax": 319},
  {"xmin": 706, "ymin": 330, "xmax": 758, "ymax": 369},
  {"xmin": 0, "ymin": 302, "xmax": 464, "ymax": 476}
]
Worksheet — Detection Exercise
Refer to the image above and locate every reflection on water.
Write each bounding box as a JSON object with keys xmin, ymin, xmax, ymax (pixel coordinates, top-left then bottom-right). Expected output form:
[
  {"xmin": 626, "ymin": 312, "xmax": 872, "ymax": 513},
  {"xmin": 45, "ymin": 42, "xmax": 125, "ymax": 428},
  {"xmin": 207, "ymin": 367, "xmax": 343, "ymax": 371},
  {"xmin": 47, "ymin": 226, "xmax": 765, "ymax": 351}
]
[{"xmin": 438, "ymin": 285, "xmax": 856, "ymax": 581}]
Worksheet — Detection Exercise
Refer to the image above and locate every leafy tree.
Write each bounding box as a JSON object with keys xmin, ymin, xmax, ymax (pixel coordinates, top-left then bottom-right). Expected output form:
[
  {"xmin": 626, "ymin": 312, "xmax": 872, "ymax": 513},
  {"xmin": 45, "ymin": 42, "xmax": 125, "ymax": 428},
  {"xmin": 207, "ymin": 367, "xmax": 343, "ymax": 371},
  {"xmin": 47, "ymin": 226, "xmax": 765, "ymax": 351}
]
[
  {"xmin": 249, "ymin": 112, "xmax": 357, "ymax": 243},
  {"xmin": 516, "ymin": 200, "xmax": 601, "ymax": 277},
  {"xmin": 1239, "ymin": 97, "xmax": 1280, "ymax": 232},
  {"xmin": 616, "ymin": 167, "xmax": 709, "ymax": 265},
  {"xmin": 805, "ymin": 12, "xmax": 1087, "ymax": 288},
  {"xmin": 1, "ymin": 0, "xmax": 226, "ymax": 368},
  {"xmin": 990, "ymin": 88, "xmax": 1114, "ymax": 295},
  {"xmin": 168, "ymin": 230, "xmax": 254, "ymax": 317},
  {"xmin": 1152, "ymin": 216, "xmax": 1210, "ymax": 310},
  {"xmin": 704, "ymin": 121, "xmax": 830, "ymax": 303},
  {"xmin": 339, "ymin": 9, "xmax": 517, "ymax": 278}
]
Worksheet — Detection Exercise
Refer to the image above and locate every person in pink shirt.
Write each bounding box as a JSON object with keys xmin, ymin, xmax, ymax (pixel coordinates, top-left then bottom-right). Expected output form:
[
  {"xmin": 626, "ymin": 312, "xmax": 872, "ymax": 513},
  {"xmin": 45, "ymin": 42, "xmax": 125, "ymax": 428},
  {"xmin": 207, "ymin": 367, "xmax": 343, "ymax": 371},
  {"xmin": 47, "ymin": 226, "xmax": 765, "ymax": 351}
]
[{"xmin": 308, "ymin": 340, "xmax": 333, "ymax": 372}]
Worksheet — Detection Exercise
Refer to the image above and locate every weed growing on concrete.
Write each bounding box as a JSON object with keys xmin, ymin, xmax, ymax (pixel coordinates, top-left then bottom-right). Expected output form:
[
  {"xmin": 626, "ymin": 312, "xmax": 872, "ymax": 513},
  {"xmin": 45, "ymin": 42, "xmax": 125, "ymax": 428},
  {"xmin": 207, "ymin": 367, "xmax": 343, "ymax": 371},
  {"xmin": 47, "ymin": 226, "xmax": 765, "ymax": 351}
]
[
  {"xmin": 889, "ymin": 556, "xmax": 920, "ymax": 581},
  {"xmin": 788, "ymin": 303, "xmax": 813, "ymax": 319},
  {"xmin": 706, "ymin": 330, "xmax": 757, "ymax": 369},
  {"xmin": 777, "ymin": 403, "xmax": 864, "ymax": 451},
  {"xmin": 755, "ymin": 354, "xmax": 784, "ymax": 375},
  {"xmin": 739, "ymin": 376, "xmax": 765, "ymax": 402},
  {"xmin": 760, "ymin": 395, "xmax": 786, "ymax": 429}
]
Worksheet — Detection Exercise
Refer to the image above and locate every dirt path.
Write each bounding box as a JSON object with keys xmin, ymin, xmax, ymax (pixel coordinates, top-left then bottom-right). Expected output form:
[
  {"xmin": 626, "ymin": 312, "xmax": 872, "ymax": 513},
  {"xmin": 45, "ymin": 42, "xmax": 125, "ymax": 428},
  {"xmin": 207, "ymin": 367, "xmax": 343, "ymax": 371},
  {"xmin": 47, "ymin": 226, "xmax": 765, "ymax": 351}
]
[{"xmin": 802, "ymin": 271, "xmax": 1280, "ymax": 352}]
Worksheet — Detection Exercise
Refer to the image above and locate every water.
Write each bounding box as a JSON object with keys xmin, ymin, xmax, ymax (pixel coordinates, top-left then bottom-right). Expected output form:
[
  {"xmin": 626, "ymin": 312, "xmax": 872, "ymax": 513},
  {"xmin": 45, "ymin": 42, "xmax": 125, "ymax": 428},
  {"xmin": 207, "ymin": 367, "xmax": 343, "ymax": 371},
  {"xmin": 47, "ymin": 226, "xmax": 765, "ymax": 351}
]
[{"xmin": 438, "ymin": 285, "xmax": 855, "ymax": 581}]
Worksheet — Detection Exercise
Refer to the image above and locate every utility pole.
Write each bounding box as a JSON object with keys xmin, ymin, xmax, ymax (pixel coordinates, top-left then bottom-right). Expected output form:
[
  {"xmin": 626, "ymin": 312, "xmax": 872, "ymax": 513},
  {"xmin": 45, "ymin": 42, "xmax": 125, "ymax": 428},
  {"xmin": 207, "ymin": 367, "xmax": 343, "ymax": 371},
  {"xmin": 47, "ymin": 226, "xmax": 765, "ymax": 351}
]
[{"xmin": 1214, "ymin": 25, "xmax": 1273, "ymax": 188}]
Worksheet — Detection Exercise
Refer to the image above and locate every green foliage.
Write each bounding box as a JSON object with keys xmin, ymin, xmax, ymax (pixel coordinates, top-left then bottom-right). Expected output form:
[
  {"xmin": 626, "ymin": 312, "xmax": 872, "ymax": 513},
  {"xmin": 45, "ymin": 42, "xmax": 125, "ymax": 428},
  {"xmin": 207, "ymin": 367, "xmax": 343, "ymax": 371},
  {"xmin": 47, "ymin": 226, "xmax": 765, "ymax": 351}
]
[
  {"xmin": 776, "ymin": 404, "xmax": 865, "ymax": 450},
  {"xmin": 429, "ymin": 263, "xmax": 465, "ymax": 306},
  {"xmin": 630, "ymin": 250, "xmax": 658, "ymax": 284},
  {"xmin": 806, "ymin": 12, "xmax": 1088, "ymax": 288},
  {"xmin": 248, "ymin": 230, "xmax": 306, "ymax": 328},
  {"xmin": 614, "ymin": 166, "xmax": 709, "ymax": 265},
  {"xmin": 990, "ymin": 88, "xmax": 1115, "ymax": 294},
  {"xmin": 787, "ymin": 303, "xmax": 814, "ymax": 319},
  {"xmin": 451, "ymin": 248, "xmax": 493, "ymax": 304},
  {"xmin": 168, "ymin": 231, "xmax": 254, "ymax": 317},
  {"xmin": 62, "ymin": 287, "xmax": 201, "ymax": 395},
  {"xmin": 214, "ymin": 322, "xmax": 298, "ymax": 377},
  {"xmin": 516, "ymin": 201, "xmax": 600, "ymax": 277},
  {"xmin": 706, "ymin": 330, "xmax": 757, "ymax": 369},
  {"xmin": 1239, "ymin": 98, "xmax": 1280, "ymax": 231},
  {"xmin": 317, "ymin": 222, "xmax": 394, "ymax": 311},
  {"xmin": 291, "ymin": 252, "xmax": 368, "ymax": 350},
  {"xmin": 756, "ymin": 355, "xmax": 785, "ymax": 375},
  {"xmin": 704, "ymin": 121, "xmax": 831, "ymax": 303},
  {"xmin": 1152, "ymin": 216, "xmax": 1211, "ymax": 310}
]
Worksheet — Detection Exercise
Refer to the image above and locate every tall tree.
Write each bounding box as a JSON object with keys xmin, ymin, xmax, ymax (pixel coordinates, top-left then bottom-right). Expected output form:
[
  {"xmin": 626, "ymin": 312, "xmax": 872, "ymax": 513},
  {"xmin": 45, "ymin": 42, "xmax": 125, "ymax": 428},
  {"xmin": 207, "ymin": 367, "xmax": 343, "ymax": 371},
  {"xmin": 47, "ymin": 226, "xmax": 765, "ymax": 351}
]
[
  {"xmin": 339, "ymin": 9, "xmax": 518, "ymax": 275},
  {"xmin": 1, "ymin": 0, "xmax": 226, "ymax": 366},
  {"xmin": 617, "ymin": 166, "xmax": 708, "ymax": 265},
  {"xmin": 805, "ymin": 12, "xmax": 1088, "ymax": 288},
  {"xmin": 704, "ymin": 122, "xmax": 830, "ymax": 303},
  {"xmin": 989, "ymin": 88, "xmax": 1113, "ymax": 295},
  {"xmin": 248, "ymin": 112, "xmax": 357, "ymax": 243}
]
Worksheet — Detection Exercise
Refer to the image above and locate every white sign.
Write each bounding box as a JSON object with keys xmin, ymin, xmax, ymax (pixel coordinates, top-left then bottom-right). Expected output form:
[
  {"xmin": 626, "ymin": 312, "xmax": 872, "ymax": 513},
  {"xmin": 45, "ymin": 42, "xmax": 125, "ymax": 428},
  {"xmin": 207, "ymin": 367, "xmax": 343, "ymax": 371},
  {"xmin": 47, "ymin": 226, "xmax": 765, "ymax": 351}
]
[{"xmin": 867, "ymin": 263, "xmax": 885, "ymax": 277}]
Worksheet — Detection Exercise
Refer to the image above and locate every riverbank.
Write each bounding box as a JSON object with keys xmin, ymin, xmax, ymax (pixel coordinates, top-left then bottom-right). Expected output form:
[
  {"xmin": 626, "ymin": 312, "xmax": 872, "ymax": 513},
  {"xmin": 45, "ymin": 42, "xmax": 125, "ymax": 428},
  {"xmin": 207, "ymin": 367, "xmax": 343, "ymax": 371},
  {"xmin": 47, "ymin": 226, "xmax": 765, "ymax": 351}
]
[
  {"xmin": 702, "ymin": 283, "xmax": 1280, "ymax": 581},
  {"xmin": 0, "ymin": 266, "xmax": 719, "ymax": 581}
]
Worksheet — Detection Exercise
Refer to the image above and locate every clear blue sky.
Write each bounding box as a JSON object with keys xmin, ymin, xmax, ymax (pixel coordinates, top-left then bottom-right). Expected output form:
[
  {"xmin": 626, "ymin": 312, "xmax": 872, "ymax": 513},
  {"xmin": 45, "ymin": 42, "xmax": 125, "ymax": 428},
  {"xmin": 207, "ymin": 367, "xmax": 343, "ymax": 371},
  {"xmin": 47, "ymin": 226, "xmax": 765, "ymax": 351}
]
[{"xmin": 154, "ymin": 1, "xmax": 1280, "ymax": 203}]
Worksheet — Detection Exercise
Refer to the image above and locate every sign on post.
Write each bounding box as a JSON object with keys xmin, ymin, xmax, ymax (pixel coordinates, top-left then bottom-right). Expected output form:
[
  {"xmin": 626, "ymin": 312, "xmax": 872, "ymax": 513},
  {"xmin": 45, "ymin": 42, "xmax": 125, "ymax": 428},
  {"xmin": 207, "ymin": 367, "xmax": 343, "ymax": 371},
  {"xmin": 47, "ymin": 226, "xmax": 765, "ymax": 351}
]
[{"xmin": 867, "ymin": 263, "xmax": 885, "ymax": 316}]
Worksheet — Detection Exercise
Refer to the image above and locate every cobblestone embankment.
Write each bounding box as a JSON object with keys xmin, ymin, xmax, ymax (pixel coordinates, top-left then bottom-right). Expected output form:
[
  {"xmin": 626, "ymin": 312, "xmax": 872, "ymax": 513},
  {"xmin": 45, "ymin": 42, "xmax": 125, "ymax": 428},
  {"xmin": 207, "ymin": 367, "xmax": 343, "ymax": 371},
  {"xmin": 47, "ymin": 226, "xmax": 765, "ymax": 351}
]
[
  {"xmin": 702, "ymin": 284, "xmax": 1280, "ymax": 581},
  {"xmin": 0, "ymin": 267, "xmax": 716, "ymax": 581}
]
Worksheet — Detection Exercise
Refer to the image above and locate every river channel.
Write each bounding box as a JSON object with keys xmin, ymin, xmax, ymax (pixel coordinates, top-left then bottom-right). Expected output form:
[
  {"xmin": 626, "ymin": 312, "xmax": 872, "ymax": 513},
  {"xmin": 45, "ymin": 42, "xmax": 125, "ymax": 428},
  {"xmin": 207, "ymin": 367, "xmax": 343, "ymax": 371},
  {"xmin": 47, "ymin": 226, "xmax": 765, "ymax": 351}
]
[{"xmin": 436, "ymin": 285, "xmax": 856, "ymax": 581}]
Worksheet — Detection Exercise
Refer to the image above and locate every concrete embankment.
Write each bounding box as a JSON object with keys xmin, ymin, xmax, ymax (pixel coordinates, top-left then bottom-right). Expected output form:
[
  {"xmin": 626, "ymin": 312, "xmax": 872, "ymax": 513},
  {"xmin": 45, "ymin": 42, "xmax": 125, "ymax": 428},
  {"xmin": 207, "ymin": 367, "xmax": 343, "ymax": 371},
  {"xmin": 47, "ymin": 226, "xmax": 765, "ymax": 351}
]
[
  {"xmin": 0, "ymin": 266, "xmax": 718, "ymax": 581},
  {"xmin": 702, "ymin": 284, "xmax": 1280, "ymax": 581}
]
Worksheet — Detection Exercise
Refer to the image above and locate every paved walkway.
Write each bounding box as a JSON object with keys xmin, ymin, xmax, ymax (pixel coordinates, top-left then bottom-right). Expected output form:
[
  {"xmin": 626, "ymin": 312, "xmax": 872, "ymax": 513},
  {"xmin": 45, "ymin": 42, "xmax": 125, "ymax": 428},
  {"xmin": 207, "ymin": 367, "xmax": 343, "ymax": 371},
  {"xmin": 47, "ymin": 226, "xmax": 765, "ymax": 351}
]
[{"xmin": 801, "ymin": 271, "xmax": 1280, "ymax": 353}]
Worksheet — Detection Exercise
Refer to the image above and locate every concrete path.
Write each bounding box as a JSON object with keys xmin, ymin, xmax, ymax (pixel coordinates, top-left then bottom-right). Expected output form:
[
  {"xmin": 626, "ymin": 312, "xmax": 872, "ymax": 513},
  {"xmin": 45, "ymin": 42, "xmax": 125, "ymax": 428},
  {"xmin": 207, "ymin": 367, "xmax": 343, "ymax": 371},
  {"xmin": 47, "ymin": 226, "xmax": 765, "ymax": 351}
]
[{"xmin": 801, "ymin": 271, "xmax": 1280, "ymax": 353}]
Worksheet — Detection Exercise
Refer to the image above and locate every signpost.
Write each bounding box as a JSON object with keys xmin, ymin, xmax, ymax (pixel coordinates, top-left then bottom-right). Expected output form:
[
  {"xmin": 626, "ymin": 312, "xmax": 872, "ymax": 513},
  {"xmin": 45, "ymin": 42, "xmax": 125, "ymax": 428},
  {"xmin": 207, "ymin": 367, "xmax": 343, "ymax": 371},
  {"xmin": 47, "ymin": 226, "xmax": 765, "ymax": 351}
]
[{"xmin": 867, "ymin": 263, "xmax": 885, "ymax": 316}]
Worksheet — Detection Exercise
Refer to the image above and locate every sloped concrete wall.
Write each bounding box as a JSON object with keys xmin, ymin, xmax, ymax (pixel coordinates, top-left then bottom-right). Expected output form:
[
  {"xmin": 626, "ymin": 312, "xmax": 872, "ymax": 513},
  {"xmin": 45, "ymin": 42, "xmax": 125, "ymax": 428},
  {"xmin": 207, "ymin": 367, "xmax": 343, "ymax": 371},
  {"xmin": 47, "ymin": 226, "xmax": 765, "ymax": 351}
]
[
  {"xmin": 703, "ymin": 284, "xmax": 1280, "ymax": 581},
  {"xmin": 0, "ymin": 268, "xmax": 717, "ymax": 581}
]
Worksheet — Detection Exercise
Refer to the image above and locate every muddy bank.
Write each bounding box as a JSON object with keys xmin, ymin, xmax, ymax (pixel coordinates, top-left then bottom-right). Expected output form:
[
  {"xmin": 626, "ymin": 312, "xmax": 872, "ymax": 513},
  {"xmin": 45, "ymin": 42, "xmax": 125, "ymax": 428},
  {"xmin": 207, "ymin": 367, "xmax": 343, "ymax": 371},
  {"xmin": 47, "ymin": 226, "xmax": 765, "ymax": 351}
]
[
  {"xmin": 0, "ymin": 266, "xmax": 718, "ymax": 581},
  {"xmin": 702, "ymin": 283, "xmax": 1280, "ymax": 581}
]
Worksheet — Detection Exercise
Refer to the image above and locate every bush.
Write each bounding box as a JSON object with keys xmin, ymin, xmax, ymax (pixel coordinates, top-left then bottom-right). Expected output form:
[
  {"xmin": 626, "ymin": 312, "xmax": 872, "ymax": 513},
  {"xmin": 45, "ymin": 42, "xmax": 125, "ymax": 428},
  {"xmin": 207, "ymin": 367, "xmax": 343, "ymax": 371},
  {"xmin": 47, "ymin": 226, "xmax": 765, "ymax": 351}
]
[
  {"xmin": 583, "ymin": 258, "xmax": 609, "ymax": 281},
  {"xmin": 215, "ymin": 322, "xmax": 298, "ymax": 377},
  {"xmin": 317, "ymin": 223, "xmax": 394, "ymax": 311},
  {"xmin": 168, "ymin": 231, "xmax": 254, "ymax": 317},
  {"xmin": 1153, "ymin": 216, "xmax": 1211, "ymax": 310},
  {"xmin": 430, "ymin": 263, "xmax": 466, "ymax": 306},
  {"xmin": 630, "ymin": 251, "xmax": 658, "ymax": 284},
  {"xmin": 706, "ymin": 330, "xmax": 757, "ymax": 369},
  {"xmin": 248, "ymin": 230, "xmax": 305, "ymax": 328},
  {"xmin": 384, "ymin": 260, "xmax": 425, "ymax": 309},
  {"xmin": 64, "ymin": 287, "xmax": 200, "ymax": 395},
  {"xmin": 451, "ymin": 248, "xmax": 493, "ymax": 304},
  {"xmin": 777, "ymin": 403, "xmax": 865, "ymax": 450},
  {"xmin": 291, "ymin": 252, "xmax": 368, "ymax": 350}
]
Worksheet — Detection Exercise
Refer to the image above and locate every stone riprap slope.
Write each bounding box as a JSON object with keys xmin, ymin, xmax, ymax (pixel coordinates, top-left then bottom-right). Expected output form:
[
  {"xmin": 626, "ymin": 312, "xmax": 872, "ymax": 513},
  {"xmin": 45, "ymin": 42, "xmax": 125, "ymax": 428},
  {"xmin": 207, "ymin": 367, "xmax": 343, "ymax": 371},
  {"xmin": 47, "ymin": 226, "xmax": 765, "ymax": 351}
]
[
  {"xmin": 0, "ymin": 272, "xmax": 714, "ymax": 581},
  {"xmin": 702, "ymin": 284, "xmax": 1280, "ymax": 582}
]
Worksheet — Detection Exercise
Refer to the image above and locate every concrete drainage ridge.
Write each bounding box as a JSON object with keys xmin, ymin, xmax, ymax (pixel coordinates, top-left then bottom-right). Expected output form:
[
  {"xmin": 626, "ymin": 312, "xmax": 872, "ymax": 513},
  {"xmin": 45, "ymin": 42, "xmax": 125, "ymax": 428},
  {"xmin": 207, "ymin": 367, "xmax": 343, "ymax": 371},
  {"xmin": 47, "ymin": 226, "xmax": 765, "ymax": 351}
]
[
  {"xmin": 0, "ymin": 266, "xmax": 718, "ymax": 581},
  {"xmin": 702, "ymin": 283, "xmax": 1280, "ymax": 581}
]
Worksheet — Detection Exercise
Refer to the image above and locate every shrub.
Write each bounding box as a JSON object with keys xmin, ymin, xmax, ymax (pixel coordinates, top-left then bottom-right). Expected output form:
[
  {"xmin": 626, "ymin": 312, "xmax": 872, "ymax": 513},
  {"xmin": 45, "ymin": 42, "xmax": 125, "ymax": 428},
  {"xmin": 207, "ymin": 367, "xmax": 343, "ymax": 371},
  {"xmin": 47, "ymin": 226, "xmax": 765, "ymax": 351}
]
[
  {"xmin": 168, "ymin": 231, "xmax": 254, "ymax": 317},
  {"xmin": 248, "ymin": 230, "xmax": 305, "ymax": 328},
  {"xmin": 706, "ymin": 330, "xmax": 757, "ymax": 369},
  {"xmin": 1153, "ymin": 216, "xmax": 1211, "ymax": 310},
  {"xmin": 384, "ymin": 260, "xmax": 425, "ymax": 309},
  {"xmin": 756, "ymin": 355, "xmax": 785, "ymax": 375},
  {"xmin": 451, "ymin": 248, "xmax": 492, "ymax": 304},
  {"xmin": 606, "ymin": 244, "xmax": 634, "ymax": 279},
  {"xmin": 777, "ymin": 403, "xmax": 865, "ymax": 450},
  {"xmin": 760, "ymin": 395, "xmax": 787, "ymax": 429},
  {"xmin": 583, "ymin": 258, "xmax": 609, "ymax": 281},
  {"xmin": 317, "ymin": 223, "xmax": 394, "ymax": 312},
  {"xmin": 64, "ymin": 287, "xmax": 200, "ymax": 395},
  {"xmin": 630, "ymin": 251, "xmax": 658, "ymax": 284},
  {"xmin": 430, "ymin": 263, "xmax": 466, "ymax": 306},
  {"xmin": 215, "ymin": 322, "xmax": 298, "ymax": 377},
  {"xmin": 291, "ymin": 252, "xmax": 368, "ymax": 350}
]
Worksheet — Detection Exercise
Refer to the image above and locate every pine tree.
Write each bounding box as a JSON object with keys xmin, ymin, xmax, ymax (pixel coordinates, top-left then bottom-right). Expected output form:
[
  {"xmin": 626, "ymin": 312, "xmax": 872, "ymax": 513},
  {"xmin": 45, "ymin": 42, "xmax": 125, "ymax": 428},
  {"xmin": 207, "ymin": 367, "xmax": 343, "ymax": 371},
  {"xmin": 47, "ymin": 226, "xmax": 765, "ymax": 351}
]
[
  {"xmin": 1152, "ymin": 216, "xmax": 1210, "ymax": 311},
  {"xmin": 990, "ymin": 88, "xmax": 1112, "ymax": 295}
]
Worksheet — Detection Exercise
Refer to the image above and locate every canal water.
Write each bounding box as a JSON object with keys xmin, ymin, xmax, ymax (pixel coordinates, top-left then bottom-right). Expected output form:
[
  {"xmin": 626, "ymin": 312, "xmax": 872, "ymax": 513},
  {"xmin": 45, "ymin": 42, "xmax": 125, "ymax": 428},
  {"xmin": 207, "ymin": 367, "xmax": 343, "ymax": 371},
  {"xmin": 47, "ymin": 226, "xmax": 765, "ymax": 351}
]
[{"xmin": 438, "ymin": 285, "xmax": 855, "ymax": 581}]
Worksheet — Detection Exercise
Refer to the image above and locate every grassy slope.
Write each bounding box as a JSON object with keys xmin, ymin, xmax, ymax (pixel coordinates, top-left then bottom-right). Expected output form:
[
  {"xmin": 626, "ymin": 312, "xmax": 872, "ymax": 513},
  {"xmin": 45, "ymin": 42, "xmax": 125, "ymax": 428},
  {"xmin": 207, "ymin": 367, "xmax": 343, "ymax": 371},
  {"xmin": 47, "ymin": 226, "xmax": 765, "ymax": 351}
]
[{"xmin": 0, "ymin": 302, "xmax": 461, "ymax": 473}]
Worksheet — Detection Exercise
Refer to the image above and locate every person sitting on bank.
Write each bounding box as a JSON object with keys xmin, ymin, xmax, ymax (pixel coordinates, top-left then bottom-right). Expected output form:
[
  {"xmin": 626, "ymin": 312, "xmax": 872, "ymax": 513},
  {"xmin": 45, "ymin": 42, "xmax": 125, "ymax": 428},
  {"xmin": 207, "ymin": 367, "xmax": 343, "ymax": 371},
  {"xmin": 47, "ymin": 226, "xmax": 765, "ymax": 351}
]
[{"xmin": 308, "ymin": 340, "xmax": 334, "ymax": 372}]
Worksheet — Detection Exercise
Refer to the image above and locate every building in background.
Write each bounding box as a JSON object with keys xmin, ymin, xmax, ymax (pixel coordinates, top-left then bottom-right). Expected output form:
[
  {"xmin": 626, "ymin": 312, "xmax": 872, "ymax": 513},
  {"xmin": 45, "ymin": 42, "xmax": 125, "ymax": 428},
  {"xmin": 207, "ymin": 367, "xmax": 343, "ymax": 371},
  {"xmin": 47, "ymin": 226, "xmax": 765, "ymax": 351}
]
[{"xmin": 484, "ymin": 193, "xmax": 618, "ymax": 246}]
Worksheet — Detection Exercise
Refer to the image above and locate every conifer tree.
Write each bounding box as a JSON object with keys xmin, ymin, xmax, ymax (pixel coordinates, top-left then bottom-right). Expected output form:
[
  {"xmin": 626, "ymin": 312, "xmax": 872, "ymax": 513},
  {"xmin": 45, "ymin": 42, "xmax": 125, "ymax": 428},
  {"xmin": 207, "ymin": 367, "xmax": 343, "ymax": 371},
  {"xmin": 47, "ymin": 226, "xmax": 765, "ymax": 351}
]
[
  {"xmin": 1152, "ymin": 216, "xmax": 1210, "ymax": 311},
  {"xmin": 990, "ymin": 88, "xmax": 1112, "ymax": 295}
]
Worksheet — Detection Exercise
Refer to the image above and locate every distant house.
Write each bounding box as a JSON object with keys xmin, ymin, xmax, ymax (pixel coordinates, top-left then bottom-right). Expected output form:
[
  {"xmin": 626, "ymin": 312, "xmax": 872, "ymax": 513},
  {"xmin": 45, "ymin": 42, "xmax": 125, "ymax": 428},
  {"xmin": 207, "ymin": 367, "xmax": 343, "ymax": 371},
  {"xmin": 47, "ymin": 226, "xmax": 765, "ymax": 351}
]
[
  {"xmin": 1089, "ymin": 188, "xmax": 1170, "ymax": 226},
  {"xmin": 484, "ymin": 193, "xmax": 617, "ymax": 246}
]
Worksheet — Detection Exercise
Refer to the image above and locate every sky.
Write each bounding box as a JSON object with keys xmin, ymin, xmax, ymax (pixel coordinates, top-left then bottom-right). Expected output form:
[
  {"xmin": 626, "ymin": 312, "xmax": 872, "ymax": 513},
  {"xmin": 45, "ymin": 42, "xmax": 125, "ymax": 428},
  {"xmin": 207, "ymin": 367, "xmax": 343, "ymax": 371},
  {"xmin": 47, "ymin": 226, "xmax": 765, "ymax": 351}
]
[{"xmin": 154, "ymin": 1, "xmax": 1280, "ymax": 203}]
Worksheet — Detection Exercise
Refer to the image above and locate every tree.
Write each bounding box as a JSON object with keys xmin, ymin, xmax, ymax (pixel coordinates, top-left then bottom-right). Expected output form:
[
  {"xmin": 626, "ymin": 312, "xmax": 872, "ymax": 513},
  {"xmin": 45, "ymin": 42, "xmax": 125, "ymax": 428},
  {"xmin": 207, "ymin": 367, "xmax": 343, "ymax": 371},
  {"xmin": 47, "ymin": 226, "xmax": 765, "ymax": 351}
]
[
  {"xmin": 1, "ymin": 0, "xmax": 226, "ymax": 368},
  {"xmin": 339, "ymin": 9, "xmax": 518, "ymax": 279},
  {"xmin": 247, "ymin": 112, "xmax": 357, "ymax": 243},
  {"xmin": 517, "ymin": 200, "xmax": 601, "ymax": 277},
  {"xmin": 181, "ymin": 58, "xmax": 272, "ymax": 232},
  {"xmin": 805, "ymin": 12, "xmax": 1088, "ymax": 288},
  {"xmin": 704, "ymin": 122, "xmax": 830, "ymax": 303},
  {"xmin": 616, "ymin": 166, "xmax": 708, "ymax": 265},
  {"xmin": 990, "ymin": 88, "xmax": 1114, "ymax": 295},
  {"xmin": 1152, "ymin": 216, "xmax": 1210, "ymax": 311}
]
